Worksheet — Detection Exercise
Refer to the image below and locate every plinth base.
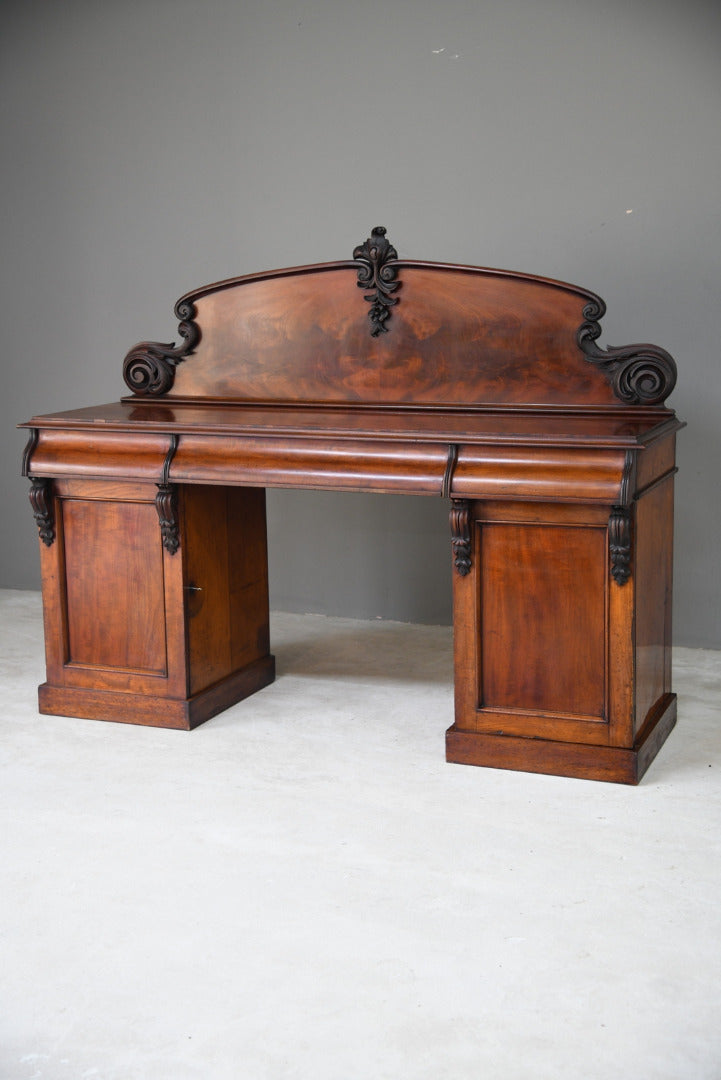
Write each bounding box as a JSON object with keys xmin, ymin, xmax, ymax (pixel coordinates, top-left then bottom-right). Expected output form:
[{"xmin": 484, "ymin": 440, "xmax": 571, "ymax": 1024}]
[
  {"xmin": 38, "ymin": 655, "xmax": 276, "ymax": 731},
  {"xmin": 446, "ymin": 694, "xmax": 677, "ymax": 784}
]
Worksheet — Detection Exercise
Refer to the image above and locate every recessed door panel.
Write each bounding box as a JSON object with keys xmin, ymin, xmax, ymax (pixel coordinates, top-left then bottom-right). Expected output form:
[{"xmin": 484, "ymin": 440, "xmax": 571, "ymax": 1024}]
[
  {"xmin": 479, "ymin": 523, "xmax": 607, "ymax": 721},
  {"xmin": 63, "ymin": 498, "xmax": 167, "ymax": 675}
]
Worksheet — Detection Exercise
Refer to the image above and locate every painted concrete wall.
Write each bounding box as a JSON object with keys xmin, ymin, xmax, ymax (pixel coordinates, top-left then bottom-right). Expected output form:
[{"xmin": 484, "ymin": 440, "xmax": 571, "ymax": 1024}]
[{"xmin": 3, "ymin": 0, "xmax": 720, "ymax": 645}]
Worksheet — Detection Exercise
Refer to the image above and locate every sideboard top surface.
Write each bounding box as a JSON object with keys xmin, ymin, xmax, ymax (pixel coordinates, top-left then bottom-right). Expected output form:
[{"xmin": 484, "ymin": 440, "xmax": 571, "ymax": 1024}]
[{"xmin": 21, "ymin": 400, "xmax": 681, "ymax": 451}]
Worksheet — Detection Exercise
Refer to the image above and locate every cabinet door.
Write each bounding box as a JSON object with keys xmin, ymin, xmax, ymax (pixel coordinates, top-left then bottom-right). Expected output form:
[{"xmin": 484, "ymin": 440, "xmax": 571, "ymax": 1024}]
[
  {"xmin": 36, "ymin": 478, "xmax": 274, "ymax": 729},
  {"xmin": 453, "ymin": 501, "xmax": 632, "ymax": 748},
  {"xmin": 40, "ymin": 479, "xmax": 186, "ymax": 697}
]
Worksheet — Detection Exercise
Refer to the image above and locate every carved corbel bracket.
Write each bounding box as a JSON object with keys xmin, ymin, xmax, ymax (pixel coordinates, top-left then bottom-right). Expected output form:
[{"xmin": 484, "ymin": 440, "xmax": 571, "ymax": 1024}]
[
  {"xmin": 28, "ymin": 477, "xmax": 55, "ymax": 547},
  {"xmin": 450, "ymin": 499, "xmax": 472, "ymax": 576},
  {"xmin": 609, "ymin": 506, "xmax": 632, "ymax": 586},
  {"xmin": 156, "ymin": 484, "xmax": 180, "ymax": 555},
  {"xmin": 353, "ymin": 226, "xmax": 401, "ymax": 336},
  {"xmin": 156, "ymin": 435, "xmax": 180, "ymax": 554},
  {"xmin": 123, "ymin": 299, "xmax": 200, "ymax": 396},
  {"xmin": 608, "ymin": 451, "xmax": 634, "ymax": 586},
  {"xmin": 577, "ymin": 299, "xmax": 677, "ymax": 406}
]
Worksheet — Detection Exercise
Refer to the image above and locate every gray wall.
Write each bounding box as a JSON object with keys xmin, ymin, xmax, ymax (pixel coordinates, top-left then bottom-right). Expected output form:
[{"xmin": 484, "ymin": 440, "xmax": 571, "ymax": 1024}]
[{"xmin": 2, "ymin": 0, "xmax": 719, "ymax": 646}]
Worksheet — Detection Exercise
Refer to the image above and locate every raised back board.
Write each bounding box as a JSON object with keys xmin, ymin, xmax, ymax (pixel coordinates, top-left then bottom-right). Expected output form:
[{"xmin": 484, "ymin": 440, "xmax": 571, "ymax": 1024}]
[{"xmin": 122, "ymin": 227, "xmax": 676, "ymax": 411}]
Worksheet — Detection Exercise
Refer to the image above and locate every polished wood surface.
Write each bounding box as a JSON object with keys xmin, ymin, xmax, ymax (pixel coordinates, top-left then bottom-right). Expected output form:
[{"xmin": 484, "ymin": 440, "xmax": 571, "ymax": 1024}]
[
  {"xmin": 63, "ymin": 496, "xmax": 167, "ymax": 675},
  {"xmin": 21, "ymin": 229, "xmax": 683, "ymax": 782},
  {"xmin": 26, "ymin": 400, "xmax": 675, "ymax": 445},
  {"xmin": 23, "ymin": 404, "xmax": 677, "ymax": 499},
  {"xmin": 36, "ymin": 479, "xmax": 274, "ymax": 729},
  {"xmin": 446, "ymin": 694, "xmax": 678, "ymax": 784},
  {"xmin": 480, "ymin": 521, "xmax": 607, "ymax": 721},
  {"xmin": 168, "ymin": 265, "xmax": 616, "ymax": 407},
  {"xmin": 633, "ymin": 471, "xmax": 675, "ymax": 737}
]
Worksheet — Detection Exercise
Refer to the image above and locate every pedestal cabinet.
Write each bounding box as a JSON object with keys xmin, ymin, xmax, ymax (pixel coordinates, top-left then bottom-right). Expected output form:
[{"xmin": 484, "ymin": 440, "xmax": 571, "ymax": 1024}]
[
  {"xmin": 36, "ymin": 479, "xmax": 274, "ymax": 729},
  {"xmin": 448, "ymin": 442, "xmax": 677, "ymax": 782}
]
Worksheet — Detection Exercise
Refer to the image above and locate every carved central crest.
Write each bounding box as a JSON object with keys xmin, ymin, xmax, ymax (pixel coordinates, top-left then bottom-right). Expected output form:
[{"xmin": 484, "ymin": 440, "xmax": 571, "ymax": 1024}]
[{"xmin": 353, "ymin": 225, "xmax": 401, "ymax": 336}]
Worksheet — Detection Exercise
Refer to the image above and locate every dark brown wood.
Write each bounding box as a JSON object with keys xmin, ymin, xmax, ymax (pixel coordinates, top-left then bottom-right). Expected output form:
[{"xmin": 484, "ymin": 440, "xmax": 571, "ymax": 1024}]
[
  {"xmin": 63, "ymin": 495, "xmax": 167, "ymax": 674},
  {"xmin": 609, "ymin": 506, "xmax": 632, "ymax": 585},
  {"xmin": 442, "ymin": 443, "xmax": 459, "ymax": 499},
  {"xmin": 32, "ymin": 478, "xmax": 274, "ymax": 725},
  {"xmin": 180, "ymin": 485, "xmax": 271, "ymax": 698},
  {"xmin": 608, "ymin": 450, "xmax": 634, "ymax": 585},
  {"xmin": 633, "ymin": 471, "xmax": 675, "ymax": 738},
  {"xmin": 39, "ymin": 657, "xmax": 276, "ymax": 730},
  {"xmin": 19, "ymin": 228, "xmax": 684, "ymax": 783},
  {"xmin": 156, "ymin": 485, "xmax": 180, "ymax": 554},
  {"xmin": 24, "ymin": 399, "xmax": 678, "ymax": 445},
  {"xmin": 577, "ymin": 298, "xmax": 677, "ymax": 405},
  {"xmin": 22, "ymin": 428, "xmax": 39, "ymax": 476},
  {"xmin": 447, "ymin": 423, "xmax": 680, "ymax": 779},
  {"xmin": 166, "ymin": 266, "xmax": 617, "ymax": 406},
  {"xmin": 479, "ymin": 519, "xmax": 607, "ymax": 721},
  {"xmin": 446, "ymin": 693, "xmax": 677, "ymax": 784},
  {"xmin": 353, "ymin": 225, "xmax": 401, "ymax": 336},
  {"xmin": 114, "ymin": 232, "xmax": 677, "ymax": 408},
  {"xmin": 122, "ymin": 300, "xmax": 200, "ymax": 396},
  {"xmin": 28, "ymin": 478, "xmax": 55, "ymax": 547},
  {"xmin": 450, "ymin": 499, "xmax": 471, "ymax": 576}
]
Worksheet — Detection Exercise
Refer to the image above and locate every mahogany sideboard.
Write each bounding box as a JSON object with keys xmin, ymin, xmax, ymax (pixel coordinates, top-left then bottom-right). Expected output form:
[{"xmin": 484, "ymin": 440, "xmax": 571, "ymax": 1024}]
[{"xmin": 20, "ymin": 227, "xmax": 684, "ymax": 784}]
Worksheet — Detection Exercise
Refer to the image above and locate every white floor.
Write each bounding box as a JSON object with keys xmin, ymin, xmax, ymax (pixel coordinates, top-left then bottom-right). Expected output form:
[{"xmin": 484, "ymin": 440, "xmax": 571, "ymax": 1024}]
[{"xmin": 1, "ymin": 589, "xmax": 720, "ymax": 1080}]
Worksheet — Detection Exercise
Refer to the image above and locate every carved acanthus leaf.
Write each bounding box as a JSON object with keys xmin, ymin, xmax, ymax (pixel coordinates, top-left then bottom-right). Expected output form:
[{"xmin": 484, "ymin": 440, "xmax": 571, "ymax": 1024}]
[
  {"xmin": 608, "ymin": 451, "xmax": 634, "ymax": 585},
  {"xmin": 609, "ymin": 506, "xmax": 632, "ymax": 585},
  {"xmin": 353, "ymin": 226, "xmax": 401, "ymax": 336},
  {"xmin": 29, "ymin": 478, "xmax": 55, "ymax": 547},
  {"xmin": 450, "ymin": 499, "xmax": 472, "ymax": 576},
  {"xmin": 156, "ymin": 484, "xmax": 180, "ymax": 555}
]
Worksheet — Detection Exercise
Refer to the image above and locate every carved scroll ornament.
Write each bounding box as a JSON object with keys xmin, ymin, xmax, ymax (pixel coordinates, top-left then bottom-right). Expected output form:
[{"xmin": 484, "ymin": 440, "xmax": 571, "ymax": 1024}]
[
  {"xmin": 577, "ymin": 299, "xmax": 677, "ymax": 406},
  {"xmin": 353, "ymin": 226, "xmax": 401, "ymax": 336},
  {"xmin": 123, "ymin": 300, "xmax": 200, "ymax": 396}
]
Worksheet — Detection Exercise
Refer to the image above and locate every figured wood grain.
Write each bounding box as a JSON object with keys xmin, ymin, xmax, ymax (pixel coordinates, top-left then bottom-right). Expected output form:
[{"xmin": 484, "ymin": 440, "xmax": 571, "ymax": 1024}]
[
  {"xmin": 479, "ymin": 521, "xmax": 607, "ymax": 720},
  {"xmin": 166, "ymin": 265, "xmax": 619, "ymax": 407},
  {"xmin": 62, "ymin": 497, "xmax": 167, "ymax": 675},
  {"xmin": 450, "ymin": 446, "xmax": 629, "ymax": 503},
  {"xmin": 170, "ymin": 434, "xmax": 451, "ymax": 494},
  {"xmin": 28, "ymin": 428, "xmax": 170, "ymax": 480}
]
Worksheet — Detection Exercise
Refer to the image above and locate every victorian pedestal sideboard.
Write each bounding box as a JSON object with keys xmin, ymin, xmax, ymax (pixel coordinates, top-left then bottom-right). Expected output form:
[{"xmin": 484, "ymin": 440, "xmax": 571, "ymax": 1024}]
[{"xmin": 21, "ymin": 228, "xmax": 683, "ymax": 783}]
